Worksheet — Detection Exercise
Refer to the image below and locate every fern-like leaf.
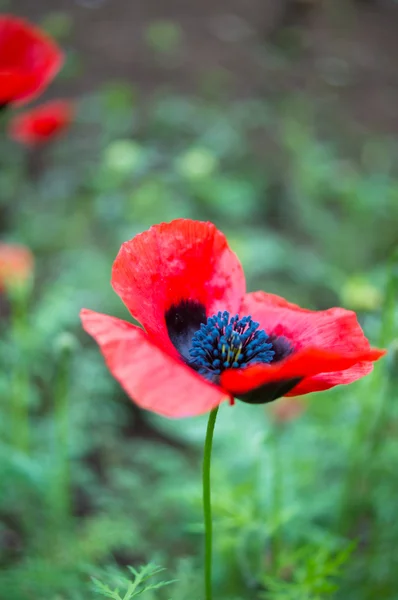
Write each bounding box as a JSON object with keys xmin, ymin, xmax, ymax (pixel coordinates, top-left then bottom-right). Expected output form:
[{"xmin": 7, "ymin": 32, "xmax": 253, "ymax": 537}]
[{"xmin": 92, "ymin": 563, "xmax": 177, "ymax": 599}]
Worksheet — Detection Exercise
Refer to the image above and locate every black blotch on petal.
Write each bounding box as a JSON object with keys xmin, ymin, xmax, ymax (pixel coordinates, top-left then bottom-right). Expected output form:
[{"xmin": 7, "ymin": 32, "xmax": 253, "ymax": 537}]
[
  {"xmin": 238, "ymin": 377, "xmax": 302, "ymax": 405},
  {"xmin": 165, "ymin": 300, "xmax": 207, "ymax": 361},
  {"xmin": 269, "ymin": 335, "xmax": 294, "ymax": 362},
  {"xmin": 0, "ymin": 103, "xmax": 9, "ymax": 113}
]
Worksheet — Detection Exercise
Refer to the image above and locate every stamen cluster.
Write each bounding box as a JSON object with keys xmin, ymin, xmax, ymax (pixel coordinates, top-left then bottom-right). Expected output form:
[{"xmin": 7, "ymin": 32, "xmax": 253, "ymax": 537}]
[{"xmin": 189, "ymin": 311, "xmax": 274, "ymax": 380}]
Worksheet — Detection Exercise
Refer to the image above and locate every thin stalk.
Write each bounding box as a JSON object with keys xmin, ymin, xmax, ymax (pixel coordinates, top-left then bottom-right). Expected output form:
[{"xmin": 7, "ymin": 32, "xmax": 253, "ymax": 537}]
[
  {"xmin": 365, "ymin": 252, "xmax": 398, "ymax": 454},
  {"xmin": 202, "ymin": 406, "xmax": 219, "ymax": 600},
  {"xmin": 364, "ymin": 255, "xmax": 398, "ymax": 572},
  {"xmin": 9, "ymin": 284, "xmax": 30, "ymax": 452},
  {"xmin": 47, "ymin": 334, "xmax": 76, "ymax": 553},
  {"xmin": 52, "ymin": 350, "xmax": 72, "ymax": 527},
  {"xmin": 270, "ymin": 428, "xmax": 283, "ymax": 574},
  {"xmin": 339, "ymin": 253, "xmax": 397, "ymax": 530}
]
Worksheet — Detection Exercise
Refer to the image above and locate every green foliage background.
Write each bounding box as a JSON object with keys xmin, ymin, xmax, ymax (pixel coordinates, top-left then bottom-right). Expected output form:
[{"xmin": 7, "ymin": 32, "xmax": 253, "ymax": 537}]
[{"xmin": 0, "ymin": 5, "xmax": 398, "ymax": 600}]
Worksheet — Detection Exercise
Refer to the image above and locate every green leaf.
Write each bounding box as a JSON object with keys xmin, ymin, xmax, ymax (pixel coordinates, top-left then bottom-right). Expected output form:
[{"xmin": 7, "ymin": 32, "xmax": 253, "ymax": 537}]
[{"xmin": 92, "ymin": 564, "xmax": 177, "ymax": 599}]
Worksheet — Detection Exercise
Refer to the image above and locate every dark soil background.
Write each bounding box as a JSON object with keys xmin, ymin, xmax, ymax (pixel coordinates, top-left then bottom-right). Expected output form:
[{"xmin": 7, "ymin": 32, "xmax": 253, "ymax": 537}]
[{"xmin": 14, "ymin": 0, "xmax": 398, "ymax": 133}]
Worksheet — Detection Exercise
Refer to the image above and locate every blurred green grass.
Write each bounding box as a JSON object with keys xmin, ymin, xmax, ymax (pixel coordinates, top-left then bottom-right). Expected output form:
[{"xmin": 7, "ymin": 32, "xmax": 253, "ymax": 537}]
[{"xmin": 1, "ymin": 22, "xmax": 398, "ymax": 600}]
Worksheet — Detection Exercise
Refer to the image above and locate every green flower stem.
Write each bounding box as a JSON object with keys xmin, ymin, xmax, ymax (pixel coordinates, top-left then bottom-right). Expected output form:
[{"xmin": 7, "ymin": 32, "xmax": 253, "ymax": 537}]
[
  {"xmin": 202, "ymin": 406, "xmax": 219, "ymax": 600},
  {"xmin": 270, "ymin": 428, "xmax": 283, "ymax": 574},
  {"xmin": 365, "ymin": 255, "xmax": 398, "ymax": 569},
  {"xmin": 366, "ymin": 252, "xmax": 398, "ymax": 455},
  {"xmin": 338, "ymin": 355, "xmax": 387, "ymax": 532},
  {"xmin": 51, "ymin": 340, "xmax": 73, "ymax": 533},
  {"xmin": 339, "ymin": 253, "xmax": 397, "ymax": 530},
  {"xmin": 10, "ymin": 284, "xmax": 30, "ymax": 453}
]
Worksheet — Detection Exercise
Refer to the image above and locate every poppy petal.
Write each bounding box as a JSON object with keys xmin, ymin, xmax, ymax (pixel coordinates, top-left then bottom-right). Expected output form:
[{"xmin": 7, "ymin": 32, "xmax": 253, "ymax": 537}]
[
  {"xmin": 0, "ymin": 71, "xmax": 36, "ymax": 104},
  {"xmin": 0, "ymin": 16, "xmax": 64, "ymax": 105},
  {"xmin": 234, "ymin": 291, "xmax": 386, "ymax": 399},
  {"xmin": 80, "ymin": 308, "xmax": 229, "ymax": 418},
  {"xmin": 9, "ymin": 100, "xmax": 74, "ymax": 145},
  {"xmin": 241, "ymin": 291, "xmax": 382, "ymax": 355},
  {"xmin": 221, "ymin": 346, "xmax": 385, "ymax": 403},
  {"xmin": 112, "ymin": 219, "xmax": 246, "ymax": 356},
  {"xmin": 285, "ymin": 361, "xmax": 375, "ymax": 396}
]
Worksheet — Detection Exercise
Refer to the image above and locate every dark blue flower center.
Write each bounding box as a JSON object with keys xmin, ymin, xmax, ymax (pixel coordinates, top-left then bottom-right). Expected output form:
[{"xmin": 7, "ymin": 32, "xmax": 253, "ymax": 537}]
[{"xmin": 189, "ymin": 311, "xmax": 274, "ymax": 381}]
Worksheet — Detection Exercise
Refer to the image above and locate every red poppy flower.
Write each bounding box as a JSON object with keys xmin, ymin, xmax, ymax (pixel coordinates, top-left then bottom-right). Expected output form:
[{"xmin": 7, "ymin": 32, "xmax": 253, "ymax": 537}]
[
  {"xmin": 80, "ymin": 219, "xmax": 386, "ymax": 418},
  {"xmin": 8, "ymin": 100, "xmax": 74, "ymax": 145},
  {"xmin": 269, "ymin": 396, "xmax": 306, "ymax": 424},
  {"xmin": 0, "ymin": 15, "xmax": 63, "ymax": 106},
  {"xmin": 0, "ymin": 243, "xmax": 34, "ymax": 291}
]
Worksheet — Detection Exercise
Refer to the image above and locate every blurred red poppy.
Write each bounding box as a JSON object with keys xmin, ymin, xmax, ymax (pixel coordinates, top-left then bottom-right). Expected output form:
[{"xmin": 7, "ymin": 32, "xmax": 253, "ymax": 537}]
[
  {"xmin": 0, "ymin": 15, "xmax": 63, "ymax": 106},
  {"xmin": 81, "ymin": 219, "xmax": 386, "ymax": 418},
  {"xmin": 9, "ymin": 100, "xmax": 74, "ymax": 145},
  {"xmin": 0, "ymin": 243, "xmax": 33, "ymax": 291},
  {"xmin": 269, "ymin": 396, "xmax": 306, "ymax": 424}
]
